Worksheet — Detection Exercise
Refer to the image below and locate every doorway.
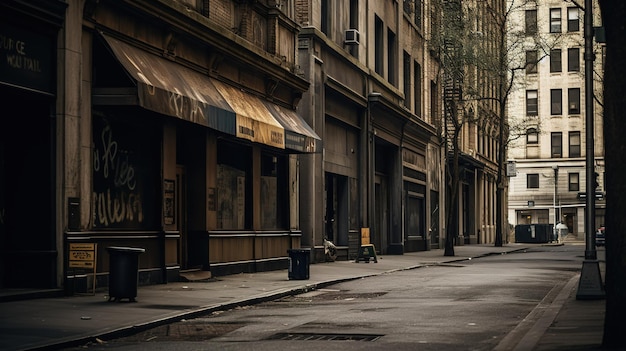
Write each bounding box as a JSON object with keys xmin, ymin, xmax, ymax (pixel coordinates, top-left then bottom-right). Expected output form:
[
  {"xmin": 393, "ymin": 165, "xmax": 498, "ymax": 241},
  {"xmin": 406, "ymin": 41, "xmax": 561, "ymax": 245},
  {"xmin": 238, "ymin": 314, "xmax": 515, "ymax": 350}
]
[{"xmin": 374, "ymin": 175, "xmax": 389, "ymax": 254}]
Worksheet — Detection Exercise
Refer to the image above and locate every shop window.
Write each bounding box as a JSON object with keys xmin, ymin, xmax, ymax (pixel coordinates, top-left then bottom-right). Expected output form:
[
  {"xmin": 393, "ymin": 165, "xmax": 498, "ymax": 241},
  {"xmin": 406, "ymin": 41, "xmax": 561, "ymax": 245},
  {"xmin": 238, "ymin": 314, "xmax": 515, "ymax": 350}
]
[
  {"xmin": 217, "ymin": 141, "xmax": 251, "ymax": 230},
  {"xmin": 261, "ymin": 153, "xmax": 288, "ymax": 229}
]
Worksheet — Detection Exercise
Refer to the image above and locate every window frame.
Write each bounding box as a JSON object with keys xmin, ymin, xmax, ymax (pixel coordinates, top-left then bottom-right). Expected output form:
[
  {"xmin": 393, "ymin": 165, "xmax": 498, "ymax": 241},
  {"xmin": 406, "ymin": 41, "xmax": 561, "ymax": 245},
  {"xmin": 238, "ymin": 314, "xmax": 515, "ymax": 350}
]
[
  {"xmin": 568, "ymin": 47, "xmax": 580, "ymax": 72},
  {"xmin": 526, "ymin": 90, "xmax": 538, "ymax": 116},
  {"xmin": 568, "ymin": 88, "xmax": 581, "ymax": 115},
  {"xmin": 551, "ymin": 132, "xmax": 563, "ymax": 158},
  {"xmin": 569, "ymin": 131, "xmax": 581, "ymax": 157},
  {"xmin": 527, "ymin": 173, "xmax": 540, "ymax": 189},
  {"xmin": 526, "ymin": 50, "xmax": 538, "ymax": 74},
  {"xmin": 550, "ymin": 49, "xmax": 562, "ymax": 72},
  {"xmin": 551, "ymin": 89, "xmax": 562, "ymax": 115},
  {"xmin": 568, "ymin": 172, "xmax": 580, "ymax": 191},
  {"xmin": 550, "ymin": 8, "xmax": 562, "ymax": 33},
  {"xmin": 567, "ymin": 7, "xmax": 579, "ymax": 32},
  {"xmin": 525, "ymin": 9, "xmax": 537, "ymax": 35},
  {"xmin": 527, "ymin": 128, "xmax": 539, "ymax": 144}
]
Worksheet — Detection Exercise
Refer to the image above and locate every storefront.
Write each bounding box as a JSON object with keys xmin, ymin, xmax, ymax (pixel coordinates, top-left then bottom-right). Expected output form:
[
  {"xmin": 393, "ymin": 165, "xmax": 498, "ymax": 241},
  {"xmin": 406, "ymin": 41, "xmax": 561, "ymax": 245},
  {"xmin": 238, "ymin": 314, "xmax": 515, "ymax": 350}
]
[{"xmin": 0, "ymin": 0, "xmax": 67, "ymax": 289}]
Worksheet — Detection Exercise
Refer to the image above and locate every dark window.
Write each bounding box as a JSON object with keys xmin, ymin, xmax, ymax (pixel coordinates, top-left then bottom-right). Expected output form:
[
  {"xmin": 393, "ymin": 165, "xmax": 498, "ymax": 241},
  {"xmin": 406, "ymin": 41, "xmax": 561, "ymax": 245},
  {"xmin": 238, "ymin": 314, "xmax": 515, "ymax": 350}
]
[
  {"xmin": 375, "ymin": 16, "xmax": 384, "ymax": 75},
  {"xmin": 321, "ymin": 0, "xmax": 330, "ymax": 35},
  {"xmin": 527, "ymin": 173, "xmax": 539, "ymax": 188},
  {"xmin": 569, "ymin": 131, "xmax": 581, "ymax": 157},
  {"xmin": 567, "ymin": 8, "xmax": 579, "ymax": 32},
  {"xmin": 527, "ymin": 128, "xmax": 539, "ymax": 144},
  {"xmin": 415, "ymin": 0, "xmax": 423, "ymax": 28},
  {"xmin": 525, "ymin": 10, "xmax": 537, "ymax": 35},
  {"xmin": 414, "ymin": 61, "xmax": 422, "ymax": 118},
  {"xmin": 568, "ymin": 48, "xmax": 580, "ymax": 72},
  {"xmin": 568, "ymin": 88, "xmax": 580, "ymax": 114},
  {"xmin": 388, "ymin": 29, "xmax": 397, "ymax": 86},
  {"xmin": 568, "ymin": 173, "xmax": 579, "ymax": 191},
  {"xmin": 526, "ymin": 90, "xmax": 538, "ymax": 116},
  {"xmin": 550, "ymin": 49, "xmax": 562, "ymax": 72},
  {"xmin": 404, "ymin": 51, "xmax": 411, "ymax": 108},
  {"xmin": 526, "ymin": 50, "xmax": 538, "ymax": 74},
  {"xmin": 349, "ymin": 0, "xmax": 358, "ymax": 58},
  {"xmin": 551, "ymin": 89, "xmax": 562, "ymax": 115},
  {"xmin": 551, "ymin": 132, "xmax": 563, "ymax": 158},
  {"xmin": 550, "ymin": 8, "xmax": 562, "ymax": 33},
  {"xmin": 260, "ymin": 153, "xmax": 288, "ymax": 229},
  {"xmin": 217, "ymin": 140, "xmax": 252, "ymax": 230}
]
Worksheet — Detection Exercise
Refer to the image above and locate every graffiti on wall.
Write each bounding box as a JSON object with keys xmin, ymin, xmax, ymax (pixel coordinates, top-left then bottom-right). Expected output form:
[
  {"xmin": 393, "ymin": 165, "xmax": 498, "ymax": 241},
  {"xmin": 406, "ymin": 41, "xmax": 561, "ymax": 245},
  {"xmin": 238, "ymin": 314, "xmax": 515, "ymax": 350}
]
[{"xmin": 92, "ymin": 116, "xmax": 157, "ymax": 229}]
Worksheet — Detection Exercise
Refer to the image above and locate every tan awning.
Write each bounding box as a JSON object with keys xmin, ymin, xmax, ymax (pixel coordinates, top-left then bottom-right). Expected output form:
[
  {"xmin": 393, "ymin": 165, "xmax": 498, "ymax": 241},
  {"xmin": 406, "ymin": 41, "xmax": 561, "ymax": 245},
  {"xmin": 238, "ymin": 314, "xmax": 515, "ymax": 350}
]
[{"xmin": 97, "ymin": 33, "xmax": 320, "ymax": 152}]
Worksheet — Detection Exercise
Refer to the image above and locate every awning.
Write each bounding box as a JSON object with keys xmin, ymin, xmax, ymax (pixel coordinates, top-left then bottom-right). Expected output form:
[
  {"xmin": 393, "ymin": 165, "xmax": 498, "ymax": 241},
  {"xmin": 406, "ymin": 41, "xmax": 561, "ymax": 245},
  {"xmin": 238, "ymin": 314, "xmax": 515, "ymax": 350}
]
[{"xmin": 97, "ymin": 33, "xmax": 320, "ymax": 152}]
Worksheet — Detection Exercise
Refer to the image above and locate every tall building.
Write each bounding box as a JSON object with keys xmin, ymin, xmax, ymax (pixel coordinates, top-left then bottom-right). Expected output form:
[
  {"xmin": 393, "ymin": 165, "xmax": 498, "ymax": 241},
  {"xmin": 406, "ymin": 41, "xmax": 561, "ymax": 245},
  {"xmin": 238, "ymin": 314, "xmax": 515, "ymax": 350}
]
[
  {"xmin": 296, "ymin": 0, "xmax": 444, "ymax": 260},
  {"xmin": 507, "ymin": 0, "xmax": 605, "ymax": 240}
]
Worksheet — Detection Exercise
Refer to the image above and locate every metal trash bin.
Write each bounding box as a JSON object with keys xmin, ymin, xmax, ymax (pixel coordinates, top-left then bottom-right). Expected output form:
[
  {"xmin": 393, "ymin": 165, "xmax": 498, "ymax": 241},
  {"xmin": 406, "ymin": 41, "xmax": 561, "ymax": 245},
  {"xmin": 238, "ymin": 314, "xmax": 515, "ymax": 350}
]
[
  {"xmin": 107, "ymin": 246, "xmax": 145, "ymax": 302},
  {"xmin": 287, "ymin": 248, "xmax": 310, "ymax": 280}
]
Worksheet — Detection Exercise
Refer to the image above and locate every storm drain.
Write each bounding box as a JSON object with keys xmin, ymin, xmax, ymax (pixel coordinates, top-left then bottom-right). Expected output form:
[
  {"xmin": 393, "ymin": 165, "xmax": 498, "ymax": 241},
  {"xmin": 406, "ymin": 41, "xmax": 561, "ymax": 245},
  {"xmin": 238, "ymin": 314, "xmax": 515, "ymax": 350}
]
[{"xmin": 266, "ymin": 332, "xmax": 382, "ymax": 342}]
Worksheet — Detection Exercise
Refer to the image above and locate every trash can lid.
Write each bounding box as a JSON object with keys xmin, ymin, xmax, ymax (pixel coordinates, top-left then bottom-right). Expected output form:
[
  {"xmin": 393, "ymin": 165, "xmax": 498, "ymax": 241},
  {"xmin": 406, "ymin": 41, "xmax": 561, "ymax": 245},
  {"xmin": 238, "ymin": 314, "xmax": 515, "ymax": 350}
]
[{"xmin": 107, "ymin": 246, "xmax": 146, "ymax": 253}]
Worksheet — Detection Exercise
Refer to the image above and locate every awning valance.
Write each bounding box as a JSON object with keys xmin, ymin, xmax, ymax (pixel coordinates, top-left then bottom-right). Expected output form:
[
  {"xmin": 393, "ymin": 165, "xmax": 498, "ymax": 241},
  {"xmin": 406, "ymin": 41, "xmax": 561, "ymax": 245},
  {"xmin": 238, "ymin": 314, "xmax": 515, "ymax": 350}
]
[{"xmin": 96, "ymin": 33, "xmax": 320, "ymax": 153}]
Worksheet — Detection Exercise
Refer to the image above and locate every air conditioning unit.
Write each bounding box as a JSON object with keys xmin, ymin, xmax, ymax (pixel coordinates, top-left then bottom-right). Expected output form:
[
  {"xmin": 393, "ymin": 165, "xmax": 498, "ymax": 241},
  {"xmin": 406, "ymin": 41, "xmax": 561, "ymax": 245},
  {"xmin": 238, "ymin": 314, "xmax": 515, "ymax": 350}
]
[{"xmin": 345, "ymin": 29, "xmax": 360, "ymax": 45}]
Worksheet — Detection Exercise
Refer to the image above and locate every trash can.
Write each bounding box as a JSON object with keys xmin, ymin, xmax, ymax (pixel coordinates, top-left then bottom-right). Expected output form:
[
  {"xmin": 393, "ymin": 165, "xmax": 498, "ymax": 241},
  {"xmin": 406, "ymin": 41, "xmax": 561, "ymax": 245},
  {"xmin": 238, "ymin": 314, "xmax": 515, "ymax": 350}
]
[
  {"xmin": 287, "ymin": 248, "xmax": 310, "ymax": 280},
  {"xmin": 107, "ymin": 246, "xmax": 145, "ymax": 302}
]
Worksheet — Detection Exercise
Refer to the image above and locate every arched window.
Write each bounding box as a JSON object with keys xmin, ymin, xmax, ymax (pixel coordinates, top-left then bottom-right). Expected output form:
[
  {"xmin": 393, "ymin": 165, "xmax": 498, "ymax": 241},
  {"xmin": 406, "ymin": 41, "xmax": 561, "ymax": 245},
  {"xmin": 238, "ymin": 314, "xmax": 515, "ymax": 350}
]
[{"xmin": 527, "ymin": 128, "xmax": 538, "ymax": 145}]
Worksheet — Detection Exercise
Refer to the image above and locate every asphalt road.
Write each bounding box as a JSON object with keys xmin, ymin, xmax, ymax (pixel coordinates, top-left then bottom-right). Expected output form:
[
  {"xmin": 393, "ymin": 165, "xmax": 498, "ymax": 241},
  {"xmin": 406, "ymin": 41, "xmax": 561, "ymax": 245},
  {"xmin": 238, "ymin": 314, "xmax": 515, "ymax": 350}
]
[{"xmin": 62, "ymin": 245, "xmax": 585, "ymax": 351}]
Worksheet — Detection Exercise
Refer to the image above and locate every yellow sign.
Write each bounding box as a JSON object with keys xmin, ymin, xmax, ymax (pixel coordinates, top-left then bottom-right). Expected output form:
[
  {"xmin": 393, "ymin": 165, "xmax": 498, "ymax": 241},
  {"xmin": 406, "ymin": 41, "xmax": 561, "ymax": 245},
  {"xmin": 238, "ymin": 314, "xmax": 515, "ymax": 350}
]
[
  {"xmin": 361, "ymin": 228, "xmax": 370, "ymax": 245},
  {"xmin": 68, "ymin": 243, "xmax": 97, "ymax": 293},
  {"xmin": 69, "ymin": 261, "xmax": 95, "ymax": 268}
]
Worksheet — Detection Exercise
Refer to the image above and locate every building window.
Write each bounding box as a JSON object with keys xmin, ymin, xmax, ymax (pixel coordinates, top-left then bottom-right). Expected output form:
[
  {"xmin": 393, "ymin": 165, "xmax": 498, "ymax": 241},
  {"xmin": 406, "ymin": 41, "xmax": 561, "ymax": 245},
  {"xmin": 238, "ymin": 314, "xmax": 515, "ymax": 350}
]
[
  {"xmin": 551, "ymin": 89, "xmax": 562, "ymax": 115},
  {"xmin": 551, "ymin": 132, "xmax": 563, "ymax": 158},
  {"xmin": 568, "ymin": 172, "xmax": 580, "ymax": 191},
  {"xmin": 388, "ymin": 29, "xmax": 397, "ymax": 86},
  {"xmin": 527, "ymin": 173, "xmax": 539, "ymax": 189},
  {"xmin": 349, "ymin": 0, "xmax": 359, "ymax": 58},
  {"xmin": 321, "ymin": 0, "xmax": 331, "ymax": 36},
  {"xmin": 568, "ymin": 48, "xmax": 580, "ymax": 72},
  {"xmin": 414, "ymin": 60, "xmax": 422, "ymax": 118},
  {"xmin": 375, "ymin": 16, "xmax": 384, "ymax": 75},
  {"xmin": 567, "ymin": 7, "xmax": 579, "ymax": 32},
  {"xmin": 569, "ymin": 131, "xmax": 581, "ymax": 157},
  {"xmin": 217, "ymin": 140, "xmax": 252, "ymax": 230},
  {"xmin": 526, "ymin": 90, "xmax": 538, "ymax": 116},
  {"xmin": 415, "ymin": 0, "xmax": 423, "ymax": 28},
  {"xmin": 550, "ymin": 49, "xmax": 562, "ymax": 72},
  {"xmin": 260, "ymin": 153, "xmax": 288, "ymax": 229},
  {"xmin": 404, "ymin": 51, "xmax": 411, "ymax": 108},
  {"xmin": 526, "ymin": 50, "xmax": 538, "ymax": 74},
  {"xmin": 568, "ymin": 88, "xmax": 581, "ymax": 114},
  {"xmin": 525, "ymin": 10, "xmax": 537, "ymax": 35},
  {"xmin": 550, "ymin": 8, "xmax": 562, "ymax": 33},
  {"xmin": 527, "ymin": 128, "xmax": 539, "ymax": 144}
]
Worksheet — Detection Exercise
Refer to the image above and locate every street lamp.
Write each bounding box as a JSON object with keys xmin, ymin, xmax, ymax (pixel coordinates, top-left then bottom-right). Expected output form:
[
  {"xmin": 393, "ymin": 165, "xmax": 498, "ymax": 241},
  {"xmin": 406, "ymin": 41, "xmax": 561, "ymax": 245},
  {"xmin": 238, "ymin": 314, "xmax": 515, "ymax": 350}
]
[{"xmin": 552, "ymin": 165, "xmax": 558, "ymax": 242}]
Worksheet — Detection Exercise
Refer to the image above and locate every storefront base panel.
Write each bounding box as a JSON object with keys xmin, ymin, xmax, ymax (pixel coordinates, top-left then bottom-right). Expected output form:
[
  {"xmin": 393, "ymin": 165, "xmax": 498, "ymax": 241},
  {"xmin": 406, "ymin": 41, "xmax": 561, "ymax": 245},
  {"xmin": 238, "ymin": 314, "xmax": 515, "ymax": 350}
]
[
  {"xmin": 404, "ymin": 238, "xmax": 427, "ymax": 252},
  {"xmin": 209, "ymin": 257, "xmax": 289, "ymax": 277}
]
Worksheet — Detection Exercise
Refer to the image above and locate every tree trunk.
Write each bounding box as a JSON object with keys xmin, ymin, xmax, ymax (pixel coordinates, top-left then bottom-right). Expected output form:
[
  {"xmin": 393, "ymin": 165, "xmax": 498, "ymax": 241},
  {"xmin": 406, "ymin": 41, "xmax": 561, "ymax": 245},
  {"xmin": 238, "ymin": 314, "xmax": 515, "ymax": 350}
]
[{"xmin": 599, "ymin": 0, "xmax": 626, "ymax": 348}]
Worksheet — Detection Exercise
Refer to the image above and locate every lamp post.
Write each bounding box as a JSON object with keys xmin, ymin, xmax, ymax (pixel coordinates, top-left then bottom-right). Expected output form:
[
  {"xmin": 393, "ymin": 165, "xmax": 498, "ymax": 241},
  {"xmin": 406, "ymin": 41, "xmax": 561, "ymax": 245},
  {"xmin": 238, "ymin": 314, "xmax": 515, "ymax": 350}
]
[
  {"xmin": 552, "ymin": 165, "xmax": 558, "ymax": 242},
  {"xmin": 571, "ymin": 0, "xmax": 604, "ymax": 300}
]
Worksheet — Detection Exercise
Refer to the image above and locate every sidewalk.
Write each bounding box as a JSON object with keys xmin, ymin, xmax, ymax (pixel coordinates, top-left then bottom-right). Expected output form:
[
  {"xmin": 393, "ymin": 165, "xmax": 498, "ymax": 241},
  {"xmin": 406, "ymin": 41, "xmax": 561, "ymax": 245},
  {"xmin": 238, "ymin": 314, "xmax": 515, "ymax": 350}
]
[{"xmin": 0, "ymin": 242, "xmax": 605, "ymax": 351}]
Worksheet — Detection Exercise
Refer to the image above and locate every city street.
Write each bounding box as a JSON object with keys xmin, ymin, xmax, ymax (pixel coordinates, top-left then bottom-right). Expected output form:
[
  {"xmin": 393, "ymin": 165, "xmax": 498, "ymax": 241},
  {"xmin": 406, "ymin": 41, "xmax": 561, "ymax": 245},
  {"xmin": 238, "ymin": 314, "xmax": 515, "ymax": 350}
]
[{"xmin": 62, "ymin": 244, "xmax": 598, "ymax": 351}]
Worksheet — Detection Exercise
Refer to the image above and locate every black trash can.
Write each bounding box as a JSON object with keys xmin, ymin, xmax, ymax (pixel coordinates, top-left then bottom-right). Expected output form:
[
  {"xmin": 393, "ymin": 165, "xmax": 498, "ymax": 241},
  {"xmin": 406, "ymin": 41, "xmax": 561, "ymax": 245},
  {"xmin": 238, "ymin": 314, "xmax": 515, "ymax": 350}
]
[
  {"xmin": 287, "ymin": 248, "xmax": 310, "ymax": 280},
  {"xmin": 107, "ymin": 246, "xmax": 145, "ymax": 302}
]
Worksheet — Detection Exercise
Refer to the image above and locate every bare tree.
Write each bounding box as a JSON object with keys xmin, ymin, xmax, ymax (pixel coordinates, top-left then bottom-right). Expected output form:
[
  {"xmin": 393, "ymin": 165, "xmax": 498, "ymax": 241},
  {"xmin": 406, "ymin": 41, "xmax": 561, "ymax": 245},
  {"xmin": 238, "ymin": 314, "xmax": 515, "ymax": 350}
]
[{"xmin": 430, "ymin": 0, "xmax": 562, "ymax": 255}]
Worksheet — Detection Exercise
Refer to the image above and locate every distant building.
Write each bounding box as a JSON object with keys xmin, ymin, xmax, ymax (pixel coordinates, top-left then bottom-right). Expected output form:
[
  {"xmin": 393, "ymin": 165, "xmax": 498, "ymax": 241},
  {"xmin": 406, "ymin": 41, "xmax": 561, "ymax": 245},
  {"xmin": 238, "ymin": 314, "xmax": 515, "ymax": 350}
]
[{"xmin": 507, "ymin": 0, "xmax": 605, "ymax": 239}]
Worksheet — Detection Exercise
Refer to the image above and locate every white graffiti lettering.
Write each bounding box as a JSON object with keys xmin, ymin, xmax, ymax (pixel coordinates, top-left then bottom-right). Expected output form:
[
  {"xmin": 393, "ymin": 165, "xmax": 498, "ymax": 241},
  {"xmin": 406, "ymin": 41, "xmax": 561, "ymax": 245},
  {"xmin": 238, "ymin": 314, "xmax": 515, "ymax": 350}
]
[{"xmin": 93, "ymin": 190, "xmax": 143, "ymax": 226}]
